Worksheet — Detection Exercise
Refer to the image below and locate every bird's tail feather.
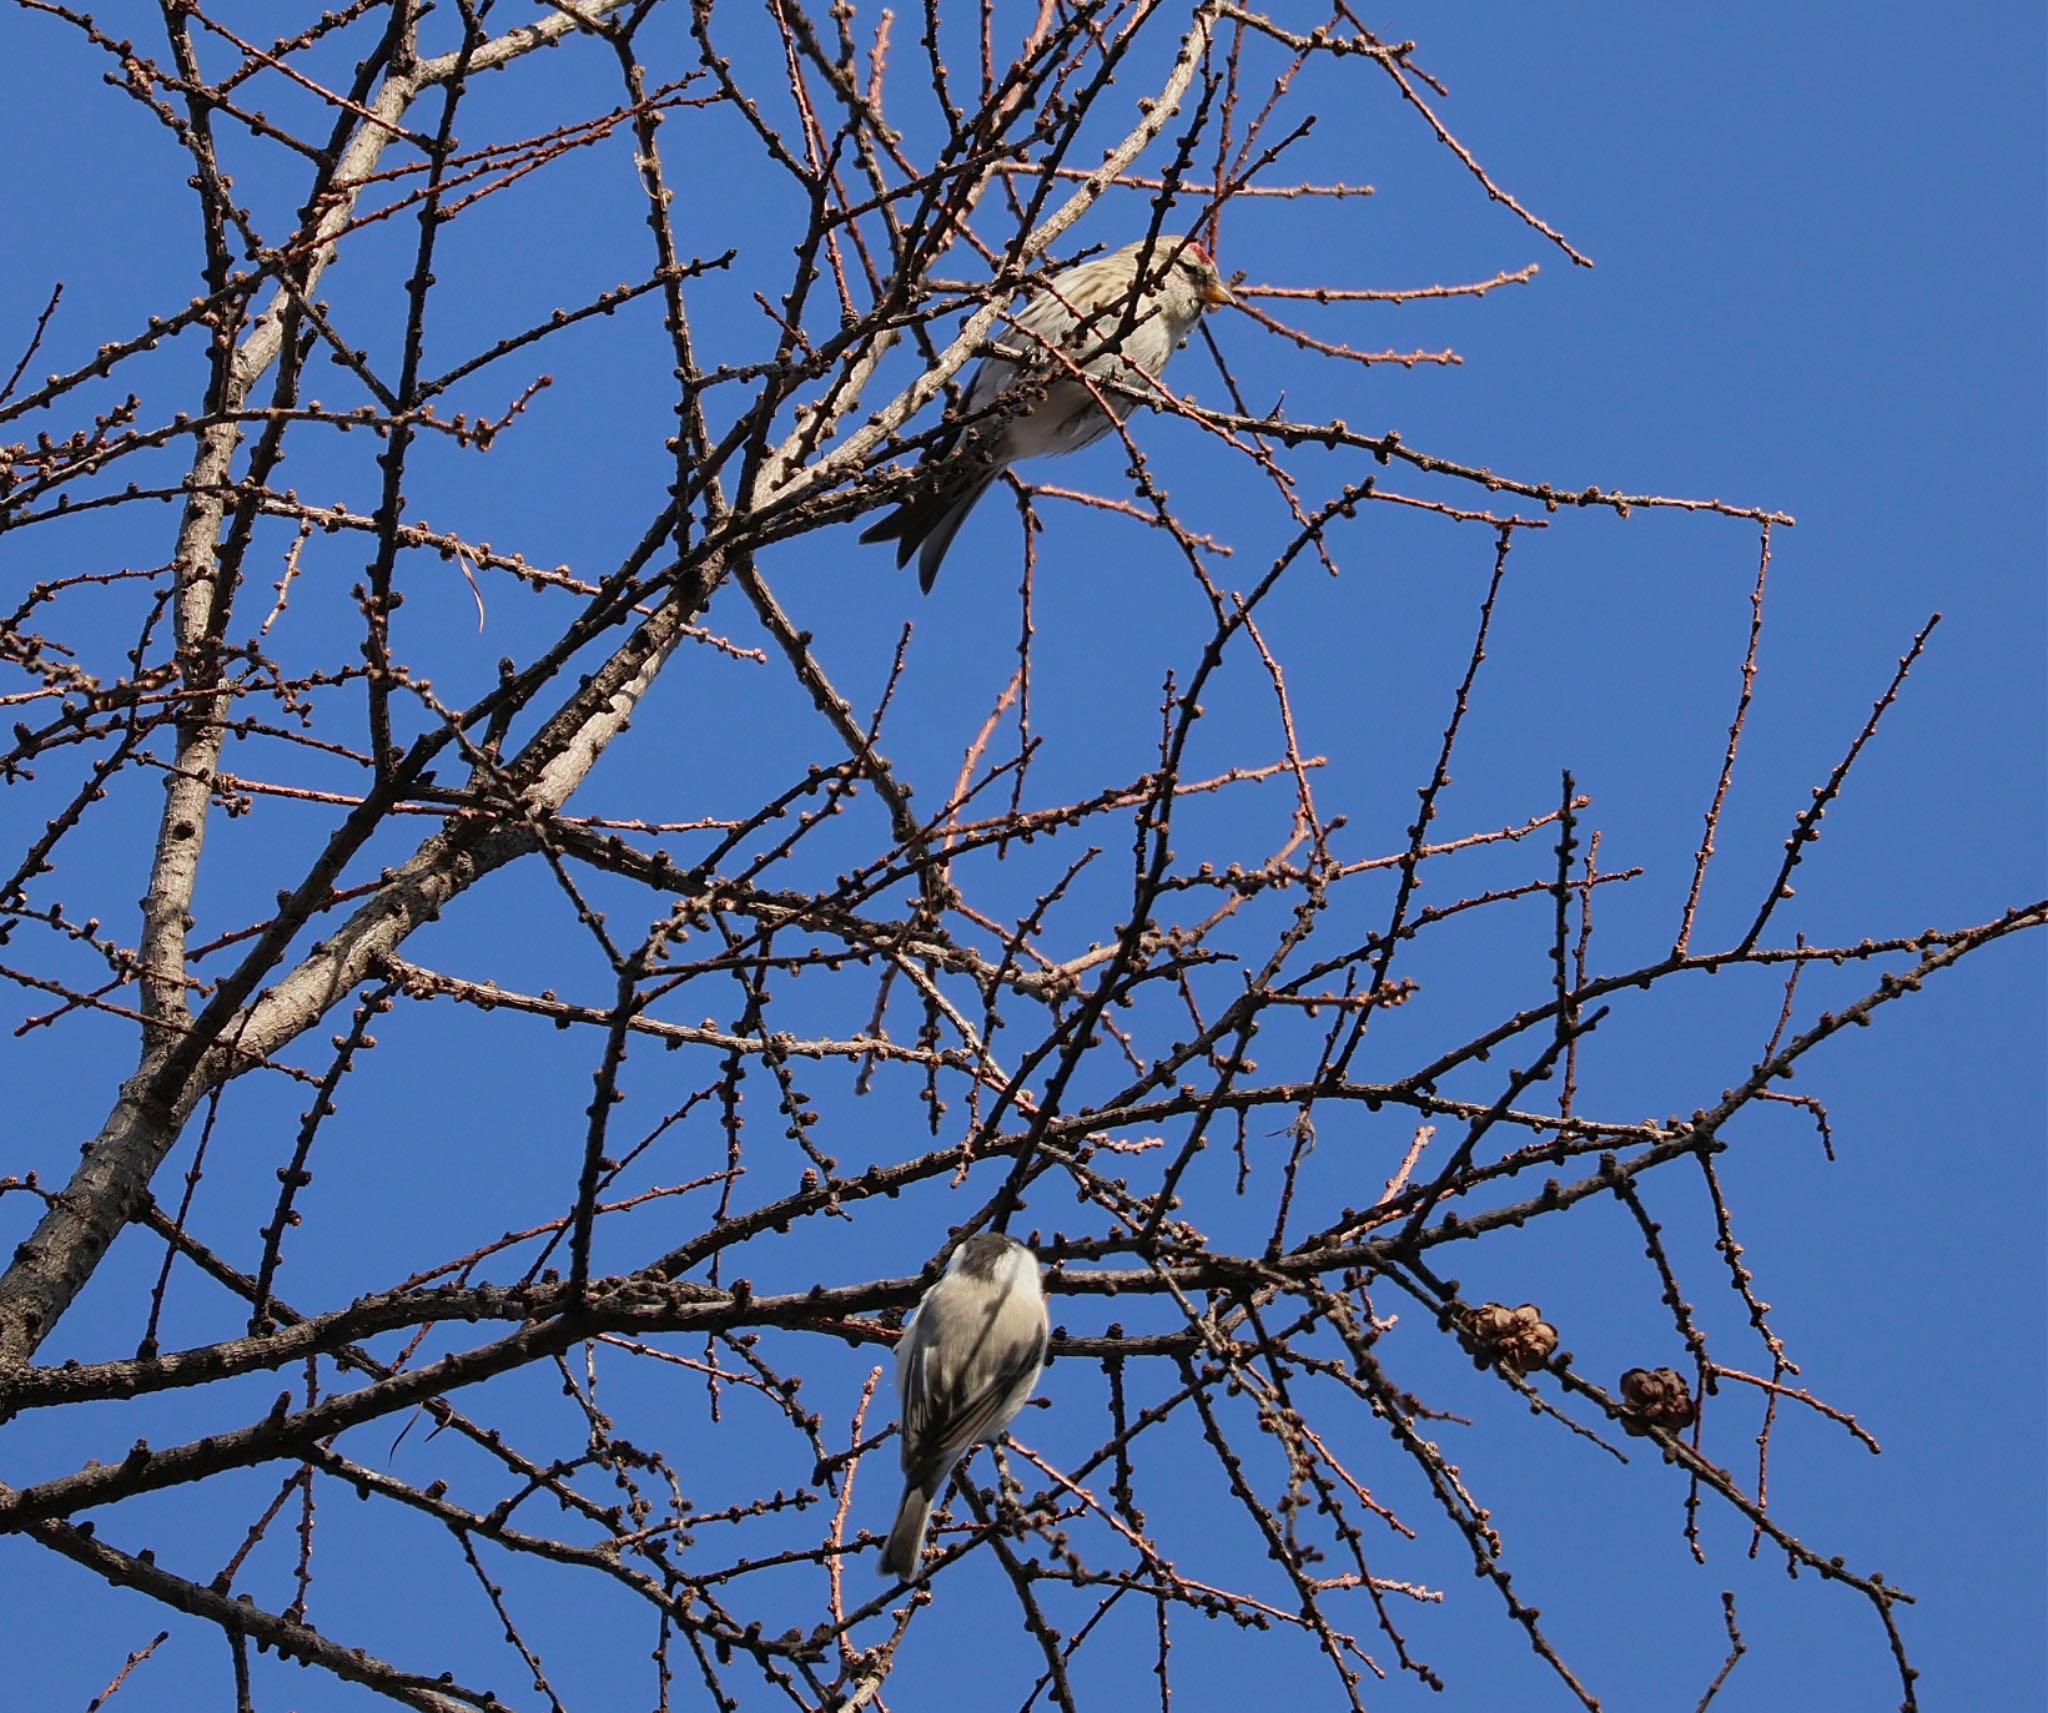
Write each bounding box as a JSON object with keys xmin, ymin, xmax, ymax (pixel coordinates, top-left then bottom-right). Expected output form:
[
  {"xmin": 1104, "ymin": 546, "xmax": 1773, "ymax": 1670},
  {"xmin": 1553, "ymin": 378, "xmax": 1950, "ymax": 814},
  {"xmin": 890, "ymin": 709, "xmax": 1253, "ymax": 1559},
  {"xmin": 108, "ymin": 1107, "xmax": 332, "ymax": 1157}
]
[
  {"xmin": 914, "ymin": 474, "xmax": 994, "ymax": 592},
  {"xmin": 879, "ymin": 1485, "xmax": 933, "ymax": 1580},
  {"xmin": 858, "ymin": 468, "xmax": 995, "ymax": 591}
]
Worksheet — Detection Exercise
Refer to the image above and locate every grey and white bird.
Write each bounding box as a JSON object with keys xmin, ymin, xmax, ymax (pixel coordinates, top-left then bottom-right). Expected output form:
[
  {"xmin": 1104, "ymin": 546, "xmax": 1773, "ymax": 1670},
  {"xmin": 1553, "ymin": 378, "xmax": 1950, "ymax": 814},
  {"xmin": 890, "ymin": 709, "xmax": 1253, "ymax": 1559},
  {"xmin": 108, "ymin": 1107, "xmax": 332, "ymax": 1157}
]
[
  {"xmin": 860, "ymin": 234, "xmax": 1234, "ymax": 591},
  {"xmin": 880, "ymin": 1231, "xmax": 1050, "ymax": 1580}
]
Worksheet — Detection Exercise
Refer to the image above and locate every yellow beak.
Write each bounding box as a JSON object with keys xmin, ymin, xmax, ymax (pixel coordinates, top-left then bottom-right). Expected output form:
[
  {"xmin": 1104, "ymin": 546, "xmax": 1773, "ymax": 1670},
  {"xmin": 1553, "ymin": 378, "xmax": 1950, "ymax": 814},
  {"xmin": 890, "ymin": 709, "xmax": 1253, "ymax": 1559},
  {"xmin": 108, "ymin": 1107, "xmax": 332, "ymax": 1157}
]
[{"xmin": 1201, "ymin": 278, "xmax": 1236, "ymax": 309}]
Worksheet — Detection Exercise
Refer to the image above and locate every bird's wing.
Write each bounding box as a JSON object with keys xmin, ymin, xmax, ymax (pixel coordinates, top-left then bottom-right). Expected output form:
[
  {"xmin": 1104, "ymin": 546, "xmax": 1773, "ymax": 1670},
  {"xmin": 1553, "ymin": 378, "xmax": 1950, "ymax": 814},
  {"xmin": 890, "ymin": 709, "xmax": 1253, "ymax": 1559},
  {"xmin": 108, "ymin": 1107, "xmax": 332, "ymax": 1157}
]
[
  {"xmin": 1001, "ymin": 274, "xmax": 1091, "ymax": 364},
  {"xmin": 898, "ymin": 1304, "xmax": 934, "ymax": 1454},
  {"xmin": 932, "ymin": 1316, "xmax": 1046, "ymax": 1461}
]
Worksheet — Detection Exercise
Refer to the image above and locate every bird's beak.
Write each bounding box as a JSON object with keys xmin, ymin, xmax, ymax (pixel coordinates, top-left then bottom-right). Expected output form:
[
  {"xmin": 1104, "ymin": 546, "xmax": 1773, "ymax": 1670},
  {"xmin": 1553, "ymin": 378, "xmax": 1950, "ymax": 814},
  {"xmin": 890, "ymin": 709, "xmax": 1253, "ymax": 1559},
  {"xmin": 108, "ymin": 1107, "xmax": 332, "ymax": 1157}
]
[{"xmin": 1201, "ymin": 278, "xmax": 1235, "ymax": 309}]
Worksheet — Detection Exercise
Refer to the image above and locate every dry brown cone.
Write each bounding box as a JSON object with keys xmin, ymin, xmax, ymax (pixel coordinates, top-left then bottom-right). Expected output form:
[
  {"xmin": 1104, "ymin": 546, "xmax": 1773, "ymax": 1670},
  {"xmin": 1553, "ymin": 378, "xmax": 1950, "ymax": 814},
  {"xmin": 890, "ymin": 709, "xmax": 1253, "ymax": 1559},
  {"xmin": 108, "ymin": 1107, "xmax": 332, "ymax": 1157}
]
[
  {"xmin": 1618, "ymin": 1365, "xmax": 1699, "ymax": 1436},
  {"xmin": 1456, "ymin": 1302, "xmax": 1560, "ymax": 1374}
]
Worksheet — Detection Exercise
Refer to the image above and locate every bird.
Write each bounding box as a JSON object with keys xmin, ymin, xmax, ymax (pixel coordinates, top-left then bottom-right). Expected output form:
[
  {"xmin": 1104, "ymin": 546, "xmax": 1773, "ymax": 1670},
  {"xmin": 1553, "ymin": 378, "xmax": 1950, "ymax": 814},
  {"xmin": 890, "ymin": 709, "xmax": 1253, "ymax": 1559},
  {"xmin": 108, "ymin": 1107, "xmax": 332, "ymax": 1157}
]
[
  {"xmin": 880, "ymin": 1231, "xmax": 1050, "ymax": 1580},
  {"xmin": 860, "ymin": 233, "xmax": 1234, "ymax": 591}
]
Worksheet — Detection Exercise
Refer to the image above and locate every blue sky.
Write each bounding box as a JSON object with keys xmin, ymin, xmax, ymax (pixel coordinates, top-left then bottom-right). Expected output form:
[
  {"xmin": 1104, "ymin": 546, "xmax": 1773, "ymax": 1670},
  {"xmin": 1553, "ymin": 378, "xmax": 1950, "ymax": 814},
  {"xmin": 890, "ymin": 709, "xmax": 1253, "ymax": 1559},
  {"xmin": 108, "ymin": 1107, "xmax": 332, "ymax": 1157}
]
[{"xmin": 0, "ymin": 3, "xmax": 2041, "ymax": 1710}]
